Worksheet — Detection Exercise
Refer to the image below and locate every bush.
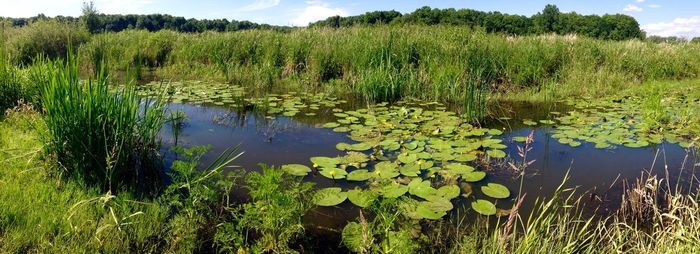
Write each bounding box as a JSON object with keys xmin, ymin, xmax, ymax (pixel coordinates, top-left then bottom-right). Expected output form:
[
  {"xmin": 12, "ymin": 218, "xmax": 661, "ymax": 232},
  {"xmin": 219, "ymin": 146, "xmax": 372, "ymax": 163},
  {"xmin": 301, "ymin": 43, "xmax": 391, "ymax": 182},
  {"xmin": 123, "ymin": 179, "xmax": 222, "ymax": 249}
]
[{"xmin": 5, "ymin": 20, "xmax": 89, "ymax": 65}]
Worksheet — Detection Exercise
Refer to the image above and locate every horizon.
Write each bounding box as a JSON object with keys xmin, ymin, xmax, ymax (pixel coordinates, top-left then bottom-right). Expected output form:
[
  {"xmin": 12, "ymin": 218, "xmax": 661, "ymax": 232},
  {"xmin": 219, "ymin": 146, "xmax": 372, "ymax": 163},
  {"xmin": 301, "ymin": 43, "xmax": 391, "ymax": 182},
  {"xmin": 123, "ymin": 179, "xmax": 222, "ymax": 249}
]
[{"xmin": 0, "ymin": 0, "xmax": 698, "ymax": 38}]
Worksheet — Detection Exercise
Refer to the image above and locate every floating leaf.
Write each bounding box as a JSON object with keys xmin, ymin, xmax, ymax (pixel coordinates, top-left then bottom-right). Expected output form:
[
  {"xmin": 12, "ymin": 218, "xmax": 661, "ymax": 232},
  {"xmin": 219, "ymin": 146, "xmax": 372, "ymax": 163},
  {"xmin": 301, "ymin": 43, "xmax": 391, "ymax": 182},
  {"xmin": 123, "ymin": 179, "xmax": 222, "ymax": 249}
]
[
  {"xmin": 462, "ymin": 171, "xmax": 486, "ymax": 182},
  {"xmin": 281, "ymin": 164, "xmax": 311, "ymax": 176},
  {"xmin": 481, "ymin": 183, "xmax": 510, "ymax": 199},
  {"xmin": 319, "ymin": 168, "xmax": 348, "ymax": 179},
  {"xmin": 347, "ymin": 170, "xmax": 373, "ymax": 181},
  {"xmin": 486, "ymin": 149, "xmax": 507, "ymax": 158},
  {"xmin": 471, "ymin": 199, "xmax": 497, "ymax": 216},
  {"xmin": 416, "ymin": 204, "xmax": 447, "ymax": 220},
  {"xmin": 436, "ymin": 185, "xmax": 460, "ymax": 200},
  {"xmin": 408, "ymin": 179, "xmax": 438, "ymax": 200},
  {"xmin": 313, "ymin": 187, "xmax": 347, "ymax": 206},
  {"xmin": 381, "ymin": 183, "xmax": 409, "ymax": 198},
  {"xmin": 347, "ymin": 189, "xmax": 378, "ymax": 208}
]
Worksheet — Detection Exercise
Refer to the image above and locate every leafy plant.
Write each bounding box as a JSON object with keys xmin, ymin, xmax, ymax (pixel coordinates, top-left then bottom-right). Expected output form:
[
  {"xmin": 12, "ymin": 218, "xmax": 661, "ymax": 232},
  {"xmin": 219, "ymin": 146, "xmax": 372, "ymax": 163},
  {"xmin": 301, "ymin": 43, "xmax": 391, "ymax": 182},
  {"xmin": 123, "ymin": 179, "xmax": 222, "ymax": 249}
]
[{"xmin": 216, "ymin": 164, "xmax": 314, "ymax": 253}]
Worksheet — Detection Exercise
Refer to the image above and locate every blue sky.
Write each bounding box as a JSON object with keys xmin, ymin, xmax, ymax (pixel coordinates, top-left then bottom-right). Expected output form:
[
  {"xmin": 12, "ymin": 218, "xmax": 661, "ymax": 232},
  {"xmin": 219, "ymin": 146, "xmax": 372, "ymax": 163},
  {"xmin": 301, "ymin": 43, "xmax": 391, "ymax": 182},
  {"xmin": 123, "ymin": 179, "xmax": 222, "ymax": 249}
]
[{"xmin": 1, "ymin": 0, "xmax": 698, "ymax": 37}]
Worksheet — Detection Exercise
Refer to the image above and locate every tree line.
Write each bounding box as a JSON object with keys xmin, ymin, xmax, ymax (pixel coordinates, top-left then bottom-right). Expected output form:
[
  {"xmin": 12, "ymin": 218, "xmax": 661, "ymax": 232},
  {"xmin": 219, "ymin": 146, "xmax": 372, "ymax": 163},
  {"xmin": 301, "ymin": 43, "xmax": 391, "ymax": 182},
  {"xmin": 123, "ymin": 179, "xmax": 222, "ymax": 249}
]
[
  {"xmin": 311, "ymin": 5, "xmax": 645, "ymax": 41},
  {"xmin": 1, "ymin": 2, "xmax": 289, "ymax": 33}
]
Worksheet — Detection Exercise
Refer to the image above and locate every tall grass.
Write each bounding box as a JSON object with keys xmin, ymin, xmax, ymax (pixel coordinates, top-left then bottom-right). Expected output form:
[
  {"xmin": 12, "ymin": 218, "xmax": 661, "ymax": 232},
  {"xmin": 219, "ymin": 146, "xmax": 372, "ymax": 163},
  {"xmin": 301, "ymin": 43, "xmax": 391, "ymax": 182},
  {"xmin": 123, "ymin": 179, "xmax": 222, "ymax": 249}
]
[
  {"xmin": 0, "ymin": 36, "xmax": 24, "ymax": 112},
  {"xmin": 66, "ymin": 26, "xmax": 700, "ymax": 120},
  {"xmin": 4, "ymin": 19, "xmax": 89, "ymax": 65},
  {"xmin": 38, "ymin": 54, "xmax": 165, "ymax": 191}
]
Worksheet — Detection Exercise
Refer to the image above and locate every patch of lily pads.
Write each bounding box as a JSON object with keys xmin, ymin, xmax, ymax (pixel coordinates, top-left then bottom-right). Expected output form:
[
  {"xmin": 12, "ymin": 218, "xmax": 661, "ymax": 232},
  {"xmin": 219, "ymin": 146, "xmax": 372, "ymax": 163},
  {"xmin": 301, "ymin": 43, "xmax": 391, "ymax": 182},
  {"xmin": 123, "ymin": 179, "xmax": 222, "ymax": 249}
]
[
  {"xmin": 525, "ymin": 95, "xmax": 700, "ymax": 149},
  {"xmin": 290, "ymin": 100, "xmax": 513, "ymax": 219},
  {"xmin": 135, "ymin": 81, "xmax": 347, "ymax": 118}
]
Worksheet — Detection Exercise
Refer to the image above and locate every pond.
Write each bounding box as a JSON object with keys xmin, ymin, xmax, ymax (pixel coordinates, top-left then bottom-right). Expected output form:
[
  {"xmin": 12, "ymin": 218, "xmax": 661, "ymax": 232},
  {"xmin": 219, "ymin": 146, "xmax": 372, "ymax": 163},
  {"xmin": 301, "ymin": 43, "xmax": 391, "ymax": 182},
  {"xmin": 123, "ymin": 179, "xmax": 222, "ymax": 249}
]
[{"xmin": 143, "ymin": 81, "xmax": 699, "ymax": 245}]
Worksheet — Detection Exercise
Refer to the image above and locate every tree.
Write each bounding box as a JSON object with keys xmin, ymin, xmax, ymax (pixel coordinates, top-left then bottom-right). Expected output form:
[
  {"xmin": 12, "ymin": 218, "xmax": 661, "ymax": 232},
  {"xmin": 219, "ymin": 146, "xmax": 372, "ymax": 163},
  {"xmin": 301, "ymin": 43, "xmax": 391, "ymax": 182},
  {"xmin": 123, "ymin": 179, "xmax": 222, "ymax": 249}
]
[
  {"xmin": 691, "ymin": 37, "xmax": 700, "ymax": 43},
  {"xmin": 81, "ymin": 1, "xmax": 101, "ymax": 33},
  {"xmin": 533, "ymin": 4, "xmax": 561, "ymax": 33}
]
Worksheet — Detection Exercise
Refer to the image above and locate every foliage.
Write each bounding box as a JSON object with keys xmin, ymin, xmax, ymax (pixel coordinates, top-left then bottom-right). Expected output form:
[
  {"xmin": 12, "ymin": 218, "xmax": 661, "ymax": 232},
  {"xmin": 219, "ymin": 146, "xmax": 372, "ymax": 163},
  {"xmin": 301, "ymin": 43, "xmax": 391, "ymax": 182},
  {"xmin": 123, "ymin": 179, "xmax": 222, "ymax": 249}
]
[
  {"xmin": 216, "ymin": 164, "xmax": 315, "ymax": 253},
  {"xmin": 0, "ymin": 35, "xmax": 26, "ymax": 111},
  {"xmin": 341, "ymin": 199, "xmax": 420, "ymax": 254},
  {"xmin": 311, "ymin": 5, "xmax": 643, "ymax": 40},
  {"xmin": 4, "ymin": 19, "xmax": 89, "ymax": 65},
  {"xmin": 1, "ymin": 12, "xmax": 287, "ymax": 33},
  {"xmin": 38, "ymin": 54, "xmax": 165, "ymax": 191}
]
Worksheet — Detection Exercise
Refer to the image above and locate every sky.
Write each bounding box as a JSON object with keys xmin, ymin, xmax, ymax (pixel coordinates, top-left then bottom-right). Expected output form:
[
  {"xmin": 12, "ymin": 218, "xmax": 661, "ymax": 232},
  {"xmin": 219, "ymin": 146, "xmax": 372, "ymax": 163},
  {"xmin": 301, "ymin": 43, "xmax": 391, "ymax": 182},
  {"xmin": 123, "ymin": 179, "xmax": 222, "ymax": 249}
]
[{"xmin": 0, "ymin": 0, "xmax": 698, "ymax": 37}]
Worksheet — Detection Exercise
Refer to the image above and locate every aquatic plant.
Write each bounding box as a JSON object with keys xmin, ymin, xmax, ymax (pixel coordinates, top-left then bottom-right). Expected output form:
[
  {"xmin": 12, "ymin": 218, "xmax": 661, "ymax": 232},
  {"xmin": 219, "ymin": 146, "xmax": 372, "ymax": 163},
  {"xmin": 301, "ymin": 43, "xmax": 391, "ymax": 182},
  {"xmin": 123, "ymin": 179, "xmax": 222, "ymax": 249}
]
[
  {"xmin": 216, "ymin": 164, "xmax": 315, "ymax": 253},
  {"xmin": 290, "ymin": 101, "xmax": 512, "ymax": 219}
]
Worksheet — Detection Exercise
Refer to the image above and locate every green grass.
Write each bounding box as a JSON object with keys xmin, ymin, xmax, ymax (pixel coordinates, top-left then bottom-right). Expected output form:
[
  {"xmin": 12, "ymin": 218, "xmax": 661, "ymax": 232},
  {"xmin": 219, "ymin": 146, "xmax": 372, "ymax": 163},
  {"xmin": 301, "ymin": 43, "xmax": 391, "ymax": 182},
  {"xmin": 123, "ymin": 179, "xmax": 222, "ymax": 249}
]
[
  {"xmin": 61, "ymin": 26, "xmax": 699, "ymax": 121},
  {"xmin": 38, "ymin": 54, "xmax": 165, "ymax": 191},
  {"xmin": 0, "ymin": 108, "xmax": 171, "ymax": 253}
]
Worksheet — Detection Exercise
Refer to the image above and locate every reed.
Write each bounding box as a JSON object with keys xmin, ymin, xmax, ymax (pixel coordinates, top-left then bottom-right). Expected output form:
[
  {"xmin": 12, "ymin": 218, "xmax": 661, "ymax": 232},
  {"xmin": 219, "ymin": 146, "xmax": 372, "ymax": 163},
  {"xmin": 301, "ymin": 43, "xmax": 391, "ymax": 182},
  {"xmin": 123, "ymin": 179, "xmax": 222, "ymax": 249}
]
[{"xmin": 38, "ymin": 53, "xmax": 165, "ymax": 191}]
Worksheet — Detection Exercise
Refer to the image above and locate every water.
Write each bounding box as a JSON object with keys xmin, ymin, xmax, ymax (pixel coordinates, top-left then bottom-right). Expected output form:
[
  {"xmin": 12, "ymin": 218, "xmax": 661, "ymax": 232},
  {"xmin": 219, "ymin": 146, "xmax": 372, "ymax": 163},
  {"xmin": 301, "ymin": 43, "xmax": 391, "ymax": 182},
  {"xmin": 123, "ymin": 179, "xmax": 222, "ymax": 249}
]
[{"xmin": 158, "ymin": 100, "xmax": 699, "ymax": 240}]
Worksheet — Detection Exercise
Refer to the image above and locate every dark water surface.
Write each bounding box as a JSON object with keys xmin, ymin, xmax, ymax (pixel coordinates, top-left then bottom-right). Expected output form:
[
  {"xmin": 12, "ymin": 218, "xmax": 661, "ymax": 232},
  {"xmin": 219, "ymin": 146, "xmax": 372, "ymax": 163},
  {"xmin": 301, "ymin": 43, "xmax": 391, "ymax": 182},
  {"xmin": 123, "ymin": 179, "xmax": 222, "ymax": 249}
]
[{"xmin": 159, "ymin": 101, "xmax": 699, "ymax": 239}]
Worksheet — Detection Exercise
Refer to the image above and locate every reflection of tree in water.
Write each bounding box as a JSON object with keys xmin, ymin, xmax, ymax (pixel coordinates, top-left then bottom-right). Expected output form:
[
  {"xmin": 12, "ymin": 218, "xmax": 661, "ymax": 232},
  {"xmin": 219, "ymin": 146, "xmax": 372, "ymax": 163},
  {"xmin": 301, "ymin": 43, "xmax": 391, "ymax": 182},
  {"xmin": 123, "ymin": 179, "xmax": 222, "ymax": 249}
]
[{"xmin": 212, "ymin": 109, "xmax": 296, "ymax": 143}]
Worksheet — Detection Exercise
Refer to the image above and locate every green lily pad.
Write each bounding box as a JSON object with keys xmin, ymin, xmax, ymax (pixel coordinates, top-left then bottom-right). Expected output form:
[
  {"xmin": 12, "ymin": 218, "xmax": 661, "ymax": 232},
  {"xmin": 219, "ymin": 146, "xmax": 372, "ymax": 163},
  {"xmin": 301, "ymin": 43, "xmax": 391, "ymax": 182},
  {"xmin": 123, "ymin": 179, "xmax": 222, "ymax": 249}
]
[
  {"xmin": 408, "ymin": 179, "xmax": 438, "ymax": 200},
  {"xmin": 313, "ymin": 187, "xmax": 347, "ymax": 206},
  {"xmin": 471, "ymin": 199, "xmax": 496, "ymax": 216},
  {"xmin": 416, "ymin": 204, "xmax": 447, "ymax": 220},
  {"xmin": 436, "ymin": 184, "xmax": 460, "ymax": 200},
  {"xmin": 486, "ymin": 149, "xmax": 507, "ymax": 158},
  {"xmin": 481, "ymin": 183, "xmax": 510, "ymax": 199},
  {"xmin": 281, "ymin": 164, "xmax": 311, "ymax": 176},
  {"xmin": 346, "ymin": 189, "xmax": 378, "ymax": 208},
  {"xmin": 462, "ymin": 171, "xmax": 486, "ymax": 182},
  {"xmin": 380, "ymin": 183, "xmax": 409, "ymax": 198},
  {"xmin": 346, "ymin": 169, "xmax": 373, "ymax": 181},
  {"xmin": 319, "ymin": 168, "xmax": 348, "ymax": 179}
]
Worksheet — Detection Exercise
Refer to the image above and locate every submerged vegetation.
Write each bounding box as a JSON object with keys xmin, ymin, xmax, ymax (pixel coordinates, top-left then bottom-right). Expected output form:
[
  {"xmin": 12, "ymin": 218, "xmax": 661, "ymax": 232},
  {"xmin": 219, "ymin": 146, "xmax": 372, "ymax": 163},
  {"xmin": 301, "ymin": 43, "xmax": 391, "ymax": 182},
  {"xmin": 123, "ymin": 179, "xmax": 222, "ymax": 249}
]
[{"xmin": 1, "ymin": 4, "xmax": 700, "ymax": 253}]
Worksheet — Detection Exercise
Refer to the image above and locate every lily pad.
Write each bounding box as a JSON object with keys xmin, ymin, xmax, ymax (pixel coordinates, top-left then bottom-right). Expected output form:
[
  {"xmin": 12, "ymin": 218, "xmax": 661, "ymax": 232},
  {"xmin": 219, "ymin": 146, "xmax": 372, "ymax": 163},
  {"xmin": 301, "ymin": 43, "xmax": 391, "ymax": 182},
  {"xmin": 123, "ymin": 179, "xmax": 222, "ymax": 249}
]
[
  {"xmin": 319, "ymin": 168, "xmax": 348, "ymax": 179},
  {"xmin": 471, "ymin": 199, "xmax": 497, "ymax": 216},
  {"xmin": 481, "ymin": 183, "xmax": 510, "ymax": 199},
  {"xmin": 380, "ymin": 183, "xmax": 409, "ymax": 198},
  {"xmin": 281, "ymin": 164, "xmax": 311, "ymax": 176},
  {"xmin": 347, "ymin": 169, "xmax": 373, "ymax": 181},
  {"xmin": 313, "ymin": 187, "xmax": 348, "ymax": 206},
  {"xmin": 346, "ymin": 189, "xmax": 378, "ymax": 208}
]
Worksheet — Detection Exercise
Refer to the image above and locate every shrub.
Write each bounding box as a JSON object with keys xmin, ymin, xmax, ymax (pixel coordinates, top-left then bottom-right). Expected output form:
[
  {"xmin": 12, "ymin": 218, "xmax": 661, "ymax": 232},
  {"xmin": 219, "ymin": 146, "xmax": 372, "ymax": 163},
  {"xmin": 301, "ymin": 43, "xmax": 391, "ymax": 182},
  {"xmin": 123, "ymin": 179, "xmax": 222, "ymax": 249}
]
[{"xmin": 6, "ymin": 20, "xmax": 89, "ymax": 65}]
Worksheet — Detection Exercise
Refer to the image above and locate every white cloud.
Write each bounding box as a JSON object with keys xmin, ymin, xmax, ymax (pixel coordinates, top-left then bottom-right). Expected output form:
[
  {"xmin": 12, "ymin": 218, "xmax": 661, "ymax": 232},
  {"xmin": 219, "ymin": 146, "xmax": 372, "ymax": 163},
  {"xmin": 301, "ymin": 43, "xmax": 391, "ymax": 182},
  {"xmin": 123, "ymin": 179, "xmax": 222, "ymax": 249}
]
[
  {"xmin": 238, "ymin": 0, "xmax": 280, "ymax": 12},
  {"xmin": 648, "ymin": 4, "xmax": 661, "ymax": 8},
  {"xmin": 635, "ymin": 0, "xmax": 645, "ymax": 3},
  {"xmin": 290, "ymin": 0, "xmax": 348, "ymax": 26},
  {"xmin": 623, "ymin": 4, "xmax": 643, "ymax": 12},
  {"xmin": 642, "ymin": 16, "xmax": 700, "ymax": 38}
]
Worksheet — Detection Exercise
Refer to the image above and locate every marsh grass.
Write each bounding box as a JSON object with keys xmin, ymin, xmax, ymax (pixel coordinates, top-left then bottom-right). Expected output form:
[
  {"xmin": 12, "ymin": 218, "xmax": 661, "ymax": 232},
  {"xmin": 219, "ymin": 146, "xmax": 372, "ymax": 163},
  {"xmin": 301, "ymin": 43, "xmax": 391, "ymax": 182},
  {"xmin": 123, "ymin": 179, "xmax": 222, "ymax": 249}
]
[{"xmin": 38, "ymin": 53, "xmax": 165, "ymax": 191}]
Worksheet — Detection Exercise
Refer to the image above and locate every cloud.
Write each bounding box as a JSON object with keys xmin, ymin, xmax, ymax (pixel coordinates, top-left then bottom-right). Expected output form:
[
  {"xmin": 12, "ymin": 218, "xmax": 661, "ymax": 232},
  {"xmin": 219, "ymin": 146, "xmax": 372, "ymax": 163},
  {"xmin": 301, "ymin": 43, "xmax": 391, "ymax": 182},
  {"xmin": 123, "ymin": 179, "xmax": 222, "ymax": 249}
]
[
  {"xmin": 648, "ymin": 4, "xmax": 661, "ymax": 8},
  {"xmin": 290, "ymin": 0, "xmax": 348, "ymax": 26},
  {"xmin": 642, "ymin": 16, "xmax": 700, "ymax": 38},
  {"xmin": 238, "ymin": 0, "xmax": 281, "ymax": 12},
  {"xmin": 635, "ymin": 0, "xmax": 645, "ymax": 3},
  {"xmin": 623, "ymin": 4, "xmax": 643, "ymax": 12}
]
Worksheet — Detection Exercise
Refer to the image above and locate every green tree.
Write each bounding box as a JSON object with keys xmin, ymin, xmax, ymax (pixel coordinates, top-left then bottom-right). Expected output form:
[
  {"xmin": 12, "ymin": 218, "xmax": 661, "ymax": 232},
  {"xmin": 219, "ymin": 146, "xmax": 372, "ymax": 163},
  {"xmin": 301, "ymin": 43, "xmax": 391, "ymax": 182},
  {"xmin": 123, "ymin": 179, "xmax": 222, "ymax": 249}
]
[
  {"xmin": 81, "ymin": 1, "xmax": 101, "ymax": 33},
  {"xmin": 533, "ymin": 4, "xmax": 561, "ymax": 33}
]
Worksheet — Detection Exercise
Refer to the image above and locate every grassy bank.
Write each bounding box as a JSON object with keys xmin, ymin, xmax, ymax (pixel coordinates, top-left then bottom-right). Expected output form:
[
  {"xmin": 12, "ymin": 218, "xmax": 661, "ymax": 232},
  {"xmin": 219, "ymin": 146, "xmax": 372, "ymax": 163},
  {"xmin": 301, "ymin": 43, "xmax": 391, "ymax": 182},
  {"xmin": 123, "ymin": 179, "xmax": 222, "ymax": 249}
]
[
  {"xmin": 4, "ymin": 24, "xmax": 700, "ymax": 119},
  {"xmin": 81, "ymin": 27, "xmax": 700, "ymax": 102}
]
